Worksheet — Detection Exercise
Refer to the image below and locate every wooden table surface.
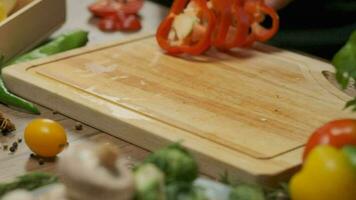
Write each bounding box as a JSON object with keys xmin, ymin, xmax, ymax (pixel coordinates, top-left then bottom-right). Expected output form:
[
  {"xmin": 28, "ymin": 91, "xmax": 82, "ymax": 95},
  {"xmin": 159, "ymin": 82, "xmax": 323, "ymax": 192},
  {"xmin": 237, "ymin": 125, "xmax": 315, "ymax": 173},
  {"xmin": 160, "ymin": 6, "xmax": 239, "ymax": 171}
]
[{"xmin": 0, "ymin": 0, "xmax": 167, "ymax": 182}]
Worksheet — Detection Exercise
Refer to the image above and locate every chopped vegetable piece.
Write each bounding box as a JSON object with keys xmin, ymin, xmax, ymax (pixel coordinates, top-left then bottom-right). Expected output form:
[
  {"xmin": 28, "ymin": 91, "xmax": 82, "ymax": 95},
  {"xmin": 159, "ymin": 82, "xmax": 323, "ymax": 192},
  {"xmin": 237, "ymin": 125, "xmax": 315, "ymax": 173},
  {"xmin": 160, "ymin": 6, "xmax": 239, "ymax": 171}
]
[
  {"xmin": 242, "ymin": 0, "xmax": 279, "ymax": 46},
  {"xmin": 156, "ymin": 0, "xmax": 216, "ymax": 55},
  {"xmin": 89, "ymin": 0, "xmax": 143, "ymax": 33},
  {"xmin": 89, "ymin": 0, "xmax": 144, "ymax": 17}
]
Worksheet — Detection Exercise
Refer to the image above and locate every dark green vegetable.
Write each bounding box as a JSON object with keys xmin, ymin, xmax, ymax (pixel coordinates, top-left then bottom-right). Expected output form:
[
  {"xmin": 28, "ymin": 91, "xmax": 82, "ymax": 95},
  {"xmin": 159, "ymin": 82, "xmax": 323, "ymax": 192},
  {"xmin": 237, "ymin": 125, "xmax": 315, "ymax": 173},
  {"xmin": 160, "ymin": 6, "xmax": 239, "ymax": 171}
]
[
  {"xmin": 4, "ymin": 30, "xmax": 89, "ymax": 66},
  {"xmin": 0, "ymin": 172, "xmax": 58, "ymax": 197},
  {"xmin": 0, "ymin": 30, "xmax": 89, "ymax": 114},
  {"xmin": 229, "ymin": 184, "xmax": 265, "ymax": 200},
  {"xmin": 134, "ymin": 163, "xmax": 166, "ymax": 200},
  {"xmin": 332, "ymin": 30, "xmax": 356, "ymax": 111},
  {"xmin": 144, "ymin": 144, "xmax": 198, "ymax": 184},
  {"xmin": 165, "ymin": 182, "xmax": 207, "ymax": 200},
  {"xmin": 0, "ymin": 81, "xmax": 40, "ymax": 114}
]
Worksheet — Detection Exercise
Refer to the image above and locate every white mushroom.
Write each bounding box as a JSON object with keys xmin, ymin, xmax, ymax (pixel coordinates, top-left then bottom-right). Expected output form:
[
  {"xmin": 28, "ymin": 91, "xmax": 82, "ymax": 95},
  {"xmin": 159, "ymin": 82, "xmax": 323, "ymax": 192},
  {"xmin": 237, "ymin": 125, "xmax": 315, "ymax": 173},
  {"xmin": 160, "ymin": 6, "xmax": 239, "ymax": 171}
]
[
  {"xmin": 58, "ymin": 142, "xmax": 134, "ymax": 200},
  {"xmin": 2, "ymin": 190, "xmax": 34, "ymax": 200},
  {"xmin": 37, "ymin": 184, "xmax": 67, "ymax": 200}
]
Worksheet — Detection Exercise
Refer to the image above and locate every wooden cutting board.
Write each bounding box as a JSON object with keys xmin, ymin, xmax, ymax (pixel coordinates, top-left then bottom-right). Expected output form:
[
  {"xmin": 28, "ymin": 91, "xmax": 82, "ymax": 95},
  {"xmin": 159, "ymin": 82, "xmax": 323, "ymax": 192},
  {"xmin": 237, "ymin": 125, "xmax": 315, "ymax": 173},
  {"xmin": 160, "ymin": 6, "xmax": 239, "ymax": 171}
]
[{"xmin": 3, "ymin": 35, "xmax": 354, "ymax": 185}]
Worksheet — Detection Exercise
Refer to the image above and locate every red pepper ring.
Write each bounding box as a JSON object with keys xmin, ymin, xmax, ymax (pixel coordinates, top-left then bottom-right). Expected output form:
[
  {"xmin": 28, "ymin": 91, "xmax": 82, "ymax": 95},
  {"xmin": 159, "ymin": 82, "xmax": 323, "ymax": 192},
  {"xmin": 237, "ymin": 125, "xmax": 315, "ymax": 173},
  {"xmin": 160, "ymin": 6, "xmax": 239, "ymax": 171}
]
[
  {"xmin": 156, "ymin": 0, "xmax": 216, "ymax": 55},
  {"xmin": 210, "ymin": 0, "xmax": 232, "ymax": 48},
  {"xmin": 221, "ymin": 0, "xmax": 251, "ymax": 49},
  {"xmin": 243, "ymin": 0, "xmax": 279, "ymax": 42}
]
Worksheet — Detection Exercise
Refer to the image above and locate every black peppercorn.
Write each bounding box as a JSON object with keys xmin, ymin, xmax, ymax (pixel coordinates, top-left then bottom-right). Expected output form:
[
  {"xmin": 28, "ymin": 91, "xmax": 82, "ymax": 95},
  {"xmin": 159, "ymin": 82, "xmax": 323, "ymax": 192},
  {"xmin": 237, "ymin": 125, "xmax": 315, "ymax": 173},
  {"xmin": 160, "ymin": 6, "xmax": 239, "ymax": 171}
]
[
  {"xmin": 12, "ymin": 142, "xmax": 18, "ymax": 148},
  {"xmin": 75, "ymin": 122, "xmax": 83, "ymax": 131},
  {"xmin": 9, "ymin": 146, "xmax": 16, "ymax": 153},
  {"xmin": 39, "ymin": 159, "xmax": 45, "ymax": 165}
]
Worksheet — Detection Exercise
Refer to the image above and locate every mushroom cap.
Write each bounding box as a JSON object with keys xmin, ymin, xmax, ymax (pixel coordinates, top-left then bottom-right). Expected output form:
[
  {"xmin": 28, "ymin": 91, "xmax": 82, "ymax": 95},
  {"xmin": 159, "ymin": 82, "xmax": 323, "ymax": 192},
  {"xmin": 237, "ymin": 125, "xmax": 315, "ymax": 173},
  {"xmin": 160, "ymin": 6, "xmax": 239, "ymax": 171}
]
[{"xmin": 58, "ymin": 142, "xmax": 134, "ymax": 200}]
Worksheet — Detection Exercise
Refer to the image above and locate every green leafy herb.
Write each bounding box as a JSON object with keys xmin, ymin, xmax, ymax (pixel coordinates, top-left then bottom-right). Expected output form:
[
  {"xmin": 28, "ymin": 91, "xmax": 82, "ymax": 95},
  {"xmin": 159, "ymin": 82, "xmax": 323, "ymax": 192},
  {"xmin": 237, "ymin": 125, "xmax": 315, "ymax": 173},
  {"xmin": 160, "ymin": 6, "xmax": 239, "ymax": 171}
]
[
  {"xmin": 0, "ymin": 173, "xmax": 58, "ymax": 197},
  {"xmin": 332, "ymin": 30, "xmax": 356, "ymax": 110}
]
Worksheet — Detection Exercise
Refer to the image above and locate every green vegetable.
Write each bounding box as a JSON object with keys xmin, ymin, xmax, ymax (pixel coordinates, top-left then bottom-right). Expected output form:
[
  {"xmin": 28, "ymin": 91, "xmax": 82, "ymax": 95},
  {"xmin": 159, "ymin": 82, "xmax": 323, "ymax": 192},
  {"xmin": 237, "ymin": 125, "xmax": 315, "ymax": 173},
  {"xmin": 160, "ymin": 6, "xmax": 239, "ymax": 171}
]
[
  {"xmin": 134, "ymin": 163, "xmax": 166, "ymax": 200},
  {"xmin": 332, "ymin": 30, "xmax": 356, "ymax": 111},
  {"xmin": 0, "ymin": 78, "xmax": 40, "ymax": 114},
  {"xmin": 265, "ymin": 183, "xmax": 290, "ymax": 200},
  {"xmin": 342, "ymin": 145, "xmax": 356, "ymax": 169},
  {"xmin": 0, "ymin": 172, "xmax": 58, "ymax": 197},
  {"xmin": 4, "ymin": 30, "xmax": 89, "ymax": 66},
  {"xmin": 165, "ymin": 182, "xmax": 207, "ymax": 200},
  {"xmin": 0, "ymin": 30, "xmax": 89, "ymax": 114},
  {"xmin": 229, "ymin": 184, "xmax": 265, "ymax": 200},
  {"xmin": 144, "ymin": 144, "xmax": 198, "ymax": 184}
]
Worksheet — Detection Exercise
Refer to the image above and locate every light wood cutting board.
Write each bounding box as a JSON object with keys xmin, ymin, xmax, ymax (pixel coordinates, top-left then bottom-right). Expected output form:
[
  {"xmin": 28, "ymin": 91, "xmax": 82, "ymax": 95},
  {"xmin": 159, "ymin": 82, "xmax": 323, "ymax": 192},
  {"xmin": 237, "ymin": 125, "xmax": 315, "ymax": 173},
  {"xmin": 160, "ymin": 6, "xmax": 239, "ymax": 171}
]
[{"xmin": 3, "ymin": 35, "xmax": 354, "ymax": 185}]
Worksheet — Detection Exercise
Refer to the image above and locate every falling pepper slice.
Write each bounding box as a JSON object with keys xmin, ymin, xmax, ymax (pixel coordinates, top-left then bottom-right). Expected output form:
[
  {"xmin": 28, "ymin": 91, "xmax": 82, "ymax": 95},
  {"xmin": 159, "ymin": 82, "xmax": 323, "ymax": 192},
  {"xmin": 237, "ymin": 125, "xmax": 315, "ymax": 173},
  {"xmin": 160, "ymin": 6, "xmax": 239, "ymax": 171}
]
[
  {"xmin": 242, "ymin": 0, "xmax": 279, "ymax": 46},
  {"xmin": 210, "ymin": 0, "xmax": 250, "ymax": 50},
  {"xmin": 156, "ymin": 0, "xmax": 216, "ymax": 55}
]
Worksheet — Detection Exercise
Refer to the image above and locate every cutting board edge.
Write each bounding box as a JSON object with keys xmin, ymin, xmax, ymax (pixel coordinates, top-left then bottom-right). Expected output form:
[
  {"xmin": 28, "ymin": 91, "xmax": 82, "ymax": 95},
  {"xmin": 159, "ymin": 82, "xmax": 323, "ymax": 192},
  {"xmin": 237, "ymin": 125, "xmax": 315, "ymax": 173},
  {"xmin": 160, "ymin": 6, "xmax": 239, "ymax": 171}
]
[{"xmin": 2, "ymin": 66, "xmax": 300, "ymax": 186}]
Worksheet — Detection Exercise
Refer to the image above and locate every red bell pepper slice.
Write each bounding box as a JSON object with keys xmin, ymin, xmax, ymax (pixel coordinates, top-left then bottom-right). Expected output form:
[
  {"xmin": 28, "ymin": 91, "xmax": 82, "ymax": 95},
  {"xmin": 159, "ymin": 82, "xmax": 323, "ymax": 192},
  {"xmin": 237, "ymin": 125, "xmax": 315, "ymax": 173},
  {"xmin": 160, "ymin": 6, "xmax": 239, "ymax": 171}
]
[
  {"xmin": 89, "ymin": 0, "xmax": 144, "ymax": 17},
  {"xmin": 219, "ymin": 0, "xmax": 251, "ymax": 49},
  {"xmin": 210, "ymin": 0, "xmax": 232, "ymax": 48},
  {"xmin": 242, "ymin": 0, "xmax": 279, "ymax": 46},
  {"xmin": 156, "ymin": 0, "xmax": 216, "ymax": 55},
  {"xmin": 98, "ymin": 13, "xmax": 141, "ymax": 32}
]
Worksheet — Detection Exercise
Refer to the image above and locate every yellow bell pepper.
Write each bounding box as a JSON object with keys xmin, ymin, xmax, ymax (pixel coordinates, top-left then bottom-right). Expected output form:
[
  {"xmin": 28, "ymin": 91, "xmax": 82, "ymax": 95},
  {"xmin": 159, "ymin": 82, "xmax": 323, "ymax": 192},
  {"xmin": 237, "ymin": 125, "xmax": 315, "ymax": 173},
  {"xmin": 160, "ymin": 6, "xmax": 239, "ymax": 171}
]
[{"xmin": 290, "ymin": 145, "xmax": 356, "ymax": 200}]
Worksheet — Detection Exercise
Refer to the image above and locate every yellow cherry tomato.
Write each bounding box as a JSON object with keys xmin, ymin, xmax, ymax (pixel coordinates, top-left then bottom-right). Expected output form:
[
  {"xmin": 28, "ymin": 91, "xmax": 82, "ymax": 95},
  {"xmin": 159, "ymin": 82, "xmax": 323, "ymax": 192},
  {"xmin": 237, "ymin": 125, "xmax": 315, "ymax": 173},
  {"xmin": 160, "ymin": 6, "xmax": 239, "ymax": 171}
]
[{"xmin": 24, "ymin": 119, "xmax": 68, "ymax": 158}]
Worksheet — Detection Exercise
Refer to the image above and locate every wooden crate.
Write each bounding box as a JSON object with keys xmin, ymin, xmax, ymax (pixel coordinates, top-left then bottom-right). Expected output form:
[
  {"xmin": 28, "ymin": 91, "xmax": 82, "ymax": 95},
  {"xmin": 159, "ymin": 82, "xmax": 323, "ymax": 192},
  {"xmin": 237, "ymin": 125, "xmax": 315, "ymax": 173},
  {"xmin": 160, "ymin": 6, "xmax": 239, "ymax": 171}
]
[{"xmin": 0, "ymin": 0, "xmax": 65, "ymax": 61}]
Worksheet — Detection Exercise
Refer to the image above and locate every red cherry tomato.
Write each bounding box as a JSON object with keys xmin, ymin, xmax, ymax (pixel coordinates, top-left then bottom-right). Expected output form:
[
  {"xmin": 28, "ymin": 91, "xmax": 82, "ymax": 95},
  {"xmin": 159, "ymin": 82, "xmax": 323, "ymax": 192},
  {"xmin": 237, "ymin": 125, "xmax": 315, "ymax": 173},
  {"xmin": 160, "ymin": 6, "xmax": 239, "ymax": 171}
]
[{"xmin": 303, "ymin": 119, "xmax": 356, "ymax": 160}]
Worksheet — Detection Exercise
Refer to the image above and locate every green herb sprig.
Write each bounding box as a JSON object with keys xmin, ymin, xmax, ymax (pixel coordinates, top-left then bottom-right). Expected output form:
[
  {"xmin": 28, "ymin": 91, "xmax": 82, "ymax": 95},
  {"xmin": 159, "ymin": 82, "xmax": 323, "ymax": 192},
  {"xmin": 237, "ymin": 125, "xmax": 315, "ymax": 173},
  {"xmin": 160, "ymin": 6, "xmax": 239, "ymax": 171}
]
[{"xmin": 0, "ymin": 172, "xmax": 58, "ymax": 197}]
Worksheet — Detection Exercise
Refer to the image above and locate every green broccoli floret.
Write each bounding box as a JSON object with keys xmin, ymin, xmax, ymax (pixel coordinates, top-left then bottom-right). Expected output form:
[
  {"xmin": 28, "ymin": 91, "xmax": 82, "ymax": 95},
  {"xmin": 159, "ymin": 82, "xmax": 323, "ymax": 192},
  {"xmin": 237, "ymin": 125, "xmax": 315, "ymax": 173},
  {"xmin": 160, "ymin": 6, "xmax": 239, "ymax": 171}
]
[
  {"xmin": 144, "ymin": 144, "xmax": 198, "ymax": 183},
  {"xmin": 165, "ymin": 182, "xmax": 207, "ymax": 200},
  {"xmin": 134, "ymin": 163, "xmax": 166, "ymax": 200}
]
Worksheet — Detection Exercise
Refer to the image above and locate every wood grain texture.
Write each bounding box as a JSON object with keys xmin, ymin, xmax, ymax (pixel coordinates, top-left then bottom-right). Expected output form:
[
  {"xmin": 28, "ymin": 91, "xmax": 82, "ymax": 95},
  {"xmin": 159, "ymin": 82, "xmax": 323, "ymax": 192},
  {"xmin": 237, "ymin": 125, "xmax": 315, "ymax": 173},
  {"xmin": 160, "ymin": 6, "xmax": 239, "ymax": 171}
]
[
  {"xmin": 0, "ymin": 104, "xmax": 149, "ymax": 182},
  {"xmin": 3, "ymin": 35, "xmax": 354, "ymax": 184}
]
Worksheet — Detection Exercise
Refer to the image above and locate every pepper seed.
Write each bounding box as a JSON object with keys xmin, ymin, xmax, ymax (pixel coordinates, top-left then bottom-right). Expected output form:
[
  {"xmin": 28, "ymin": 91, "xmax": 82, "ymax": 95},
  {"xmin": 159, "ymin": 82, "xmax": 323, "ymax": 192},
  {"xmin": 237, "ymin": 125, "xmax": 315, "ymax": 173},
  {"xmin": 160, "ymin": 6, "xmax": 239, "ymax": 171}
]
[{"xmin": 75, "ymin": 122, "xmax": 83, "ymax": 131}]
